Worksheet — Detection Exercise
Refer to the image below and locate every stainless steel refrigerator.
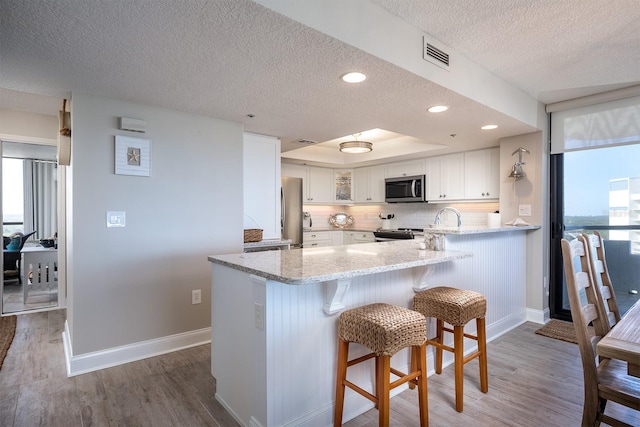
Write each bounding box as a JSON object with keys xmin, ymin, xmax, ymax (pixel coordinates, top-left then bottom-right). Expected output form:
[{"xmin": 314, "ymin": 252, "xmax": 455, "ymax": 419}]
[{"xmin": 281, "ymin": 177, "xmax": 303, "ymax": 248}]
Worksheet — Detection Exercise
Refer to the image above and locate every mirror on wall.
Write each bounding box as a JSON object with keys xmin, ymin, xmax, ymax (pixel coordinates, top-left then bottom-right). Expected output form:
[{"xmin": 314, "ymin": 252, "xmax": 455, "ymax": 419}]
[{"xmin": 2, "ymin": 140, "xmax": 59, "ymax": 313}]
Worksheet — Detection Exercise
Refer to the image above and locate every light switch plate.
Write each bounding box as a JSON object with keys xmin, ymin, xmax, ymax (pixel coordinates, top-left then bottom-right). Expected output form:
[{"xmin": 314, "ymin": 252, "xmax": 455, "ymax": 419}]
[
  {"xmin": 107, "ymin": 211, "xmax": 126, "ymax": 227},
  {"xmin": 518, "ymin": 204, "xmax": 532, "ymax": 217}
]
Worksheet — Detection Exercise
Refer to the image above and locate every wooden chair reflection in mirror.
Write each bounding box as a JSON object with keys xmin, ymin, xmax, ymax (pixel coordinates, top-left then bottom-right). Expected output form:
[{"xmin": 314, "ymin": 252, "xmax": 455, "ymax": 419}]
[{"xmin": 561, "ymin": 237, "xmax": 640, "ymax": 426}]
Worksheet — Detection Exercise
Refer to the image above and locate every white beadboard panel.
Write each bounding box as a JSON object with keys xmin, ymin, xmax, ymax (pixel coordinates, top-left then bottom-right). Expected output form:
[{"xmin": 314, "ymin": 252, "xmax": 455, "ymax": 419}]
[
  {"xmin": 211, "ymin": 230, "xmax": 529, "ymax": 426},
  {"xmin": 262, "ymin": 271, "xmax": 420, "ymax": 426}
]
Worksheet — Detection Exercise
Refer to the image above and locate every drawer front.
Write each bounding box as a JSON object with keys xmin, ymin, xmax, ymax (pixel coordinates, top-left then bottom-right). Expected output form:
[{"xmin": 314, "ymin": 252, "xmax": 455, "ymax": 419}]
[
  {"xmin": 304, "ymin": 231, "xmax": 331, "ymax": 242},
  {"xmin": 344, "ymin": 231, "xmax": 375, "ymax": 244},
  {"xmin": 353, "ymin": 232, "xmax": 375, "ymax": 243},
  {"xmin": 304, "ymin": 240, "xmax": 332, "ymax": 248}
]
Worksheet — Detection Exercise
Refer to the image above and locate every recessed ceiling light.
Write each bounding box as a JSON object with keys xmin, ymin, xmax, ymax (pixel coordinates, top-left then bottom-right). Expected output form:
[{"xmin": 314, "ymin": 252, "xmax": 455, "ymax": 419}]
[
  {"xmin": 427, "ymin": 105, "xmax": 448, "ymax": 113},
  {"xmin": 341, "ymin": 72, "xmax": 366, "ymax": 83},
  {"xmin": 481, "ymin": 124, "xmax": 498, "ymax": 130}
]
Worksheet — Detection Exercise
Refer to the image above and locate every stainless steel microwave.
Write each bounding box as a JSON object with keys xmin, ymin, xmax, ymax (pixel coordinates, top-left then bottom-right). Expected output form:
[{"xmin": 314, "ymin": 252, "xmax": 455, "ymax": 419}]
[{"xmin": 385, "ymin": 175, "xmax": 426, "ymax": 203}]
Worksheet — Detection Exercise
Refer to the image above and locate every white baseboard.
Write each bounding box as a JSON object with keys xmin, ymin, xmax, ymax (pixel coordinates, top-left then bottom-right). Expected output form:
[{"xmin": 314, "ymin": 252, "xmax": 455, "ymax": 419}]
[
  {"xmin": 62, "ymin": 320, "xmax": 211, "ymax": 377},
  {"xmin": 526, "ymin": 307, "xmax": 549, "ymax": 324}
]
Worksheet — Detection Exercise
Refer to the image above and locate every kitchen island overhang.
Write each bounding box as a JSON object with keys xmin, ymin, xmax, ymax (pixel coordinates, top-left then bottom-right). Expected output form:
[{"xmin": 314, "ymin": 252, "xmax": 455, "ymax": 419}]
[
  {"xmin": 208, "ymin": 240, "xmax": 472, "ymax": 285},
  {"xmin": 208, "ymin": 228, "xmax": 535, "ymax": 427}
]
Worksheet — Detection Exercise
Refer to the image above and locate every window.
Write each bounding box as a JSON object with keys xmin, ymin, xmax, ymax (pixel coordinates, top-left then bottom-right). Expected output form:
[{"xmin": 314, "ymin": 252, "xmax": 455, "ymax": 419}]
[
  {"xmin": 549, "ymin": 94, "xmax": 640, "ymax": 320},
  {"xmin": 2, "ymin": 158, "xmax": 24, "ymax": 235}
]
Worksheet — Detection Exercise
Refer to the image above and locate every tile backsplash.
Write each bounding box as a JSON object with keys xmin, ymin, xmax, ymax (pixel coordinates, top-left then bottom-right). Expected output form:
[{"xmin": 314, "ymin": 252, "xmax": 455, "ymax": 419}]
[{"xmin": 303, "ymin": 202, "xmax": 500, "ymax": 230}]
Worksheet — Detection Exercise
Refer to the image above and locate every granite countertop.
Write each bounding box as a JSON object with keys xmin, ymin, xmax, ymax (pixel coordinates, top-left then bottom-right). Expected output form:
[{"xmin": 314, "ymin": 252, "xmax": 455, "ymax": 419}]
[
  {"xmin": 208, "ymin": 240, "xmax": 471, "ymax": 285},
  {"xmin": 303, "ymin": 227, "xmax": 376, "ymax": 232},
  {"xmin": 424, "ymin": 225, "xmax": 541, "ymax": 235}
]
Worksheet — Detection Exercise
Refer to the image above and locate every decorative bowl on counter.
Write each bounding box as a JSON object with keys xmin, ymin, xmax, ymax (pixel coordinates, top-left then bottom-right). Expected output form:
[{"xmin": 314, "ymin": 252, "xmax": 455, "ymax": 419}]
[{"xmin": 329, "ymin": 212, "xmax": 354, "ymax": 228}]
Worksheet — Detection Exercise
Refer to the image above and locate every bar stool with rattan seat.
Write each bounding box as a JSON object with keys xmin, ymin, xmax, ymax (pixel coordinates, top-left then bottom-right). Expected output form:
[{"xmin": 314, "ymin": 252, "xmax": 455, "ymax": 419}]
[
  {"xmin": 334, "ymin": 303, "xmax": 429, "ymax": 427},
  {"xmin": 412, "ymin": 286, "xmax": 488, "ymax": 412}
]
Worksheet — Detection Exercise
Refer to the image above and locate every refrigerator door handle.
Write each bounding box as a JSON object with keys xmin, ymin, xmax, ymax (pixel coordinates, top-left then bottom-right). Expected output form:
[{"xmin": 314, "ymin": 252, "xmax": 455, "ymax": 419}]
[{"xmin": 281, "ymin": 186, "xmax": 286, "ymax": 231}]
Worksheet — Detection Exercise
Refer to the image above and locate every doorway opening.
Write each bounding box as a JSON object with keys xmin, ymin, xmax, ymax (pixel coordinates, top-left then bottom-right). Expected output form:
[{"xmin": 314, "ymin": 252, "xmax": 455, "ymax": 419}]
[{"xmin": 2, "ymin": 141, "xmax": 61, "ymax": 314}]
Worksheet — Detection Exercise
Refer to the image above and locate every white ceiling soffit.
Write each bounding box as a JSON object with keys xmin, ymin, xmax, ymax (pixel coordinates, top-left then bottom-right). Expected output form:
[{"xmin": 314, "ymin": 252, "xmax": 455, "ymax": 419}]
[{"xmin": 282, "ymin": 129, "xmax": 446, "ymax": 168}]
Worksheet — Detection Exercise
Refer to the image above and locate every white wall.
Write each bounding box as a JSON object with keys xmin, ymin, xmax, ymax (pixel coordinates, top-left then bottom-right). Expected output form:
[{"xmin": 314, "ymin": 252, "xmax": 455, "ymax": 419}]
[
  {"xmin": 68, "ymin": 93, "xmax": 244, "ymax": 356},
  {"xmin": 500, "ymin": 131, "xmax": 549, "ymax": 321}
]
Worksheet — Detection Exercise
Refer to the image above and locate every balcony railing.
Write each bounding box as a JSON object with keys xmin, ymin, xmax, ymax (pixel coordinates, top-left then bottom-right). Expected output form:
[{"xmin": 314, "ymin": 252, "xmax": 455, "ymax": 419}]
[{"xmin": 563, "ymin": 226, "xmax": 640, "ymax": 315}]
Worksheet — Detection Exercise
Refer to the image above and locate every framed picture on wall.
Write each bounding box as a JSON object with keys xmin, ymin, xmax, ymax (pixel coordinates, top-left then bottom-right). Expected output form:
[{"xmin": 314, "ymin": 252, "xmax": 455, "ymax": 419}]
[{"xmin": 114, "ymin": 135, "xmax": 151, "ymax": 176}]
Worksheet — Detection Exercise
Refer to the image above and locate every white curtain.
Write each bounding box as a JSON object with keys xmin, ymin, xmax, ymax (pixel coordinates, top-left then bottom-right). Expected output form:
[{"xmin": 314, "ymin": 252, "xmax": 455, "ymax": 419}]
[
  {"xmin": 550, "ymin": 95, "xmax": 640, "ymax": 154},
  {"xmin": 23, "ymin": 160, "xmax": 57, "ymax": 240}
]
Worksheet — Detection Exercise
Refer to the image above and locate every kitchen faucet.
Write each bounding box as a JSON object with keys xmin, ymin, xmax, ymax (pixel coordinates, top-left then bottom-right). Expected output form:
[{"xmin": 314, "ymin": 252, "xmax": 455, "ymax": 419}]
[{"xmin": 435, "ymin": 207, "xmax": 462, "ymax": 228}]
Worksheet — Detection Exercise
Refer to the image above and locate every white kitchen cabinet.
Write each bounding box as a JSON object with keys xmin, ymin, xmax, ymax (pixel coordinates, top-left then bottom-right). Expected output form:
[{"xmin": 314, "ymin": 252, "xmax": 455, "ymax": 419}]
[
  {"xmin": 303, "ymin": 231, "xmax": 332, "ymax": 248},
  {"xmin": 281, "ymin": 163, "xmax": 333, "ymax": 203},
  {"xmin": 331, "ymin": 231, "xmax": 344, "ymax": 246},
  {"xmin": 281, "ymin": 163, "xmax": 307, "ymax": 181},
  {"xmin": 426, "ymin": 153, "xmax": 465, "ymax": 202},
  {"xmin": 308, "ymin": 167, "xmax": 333, "ymax": 203},
  {"xmin": 464, "ymin": 147, "xmax": 499, "ymax": 200},
  {"xmin": 334, "ymin": 169, "xmax": 354, "ymax": 203},
  {"xmin": 344, "ymin": 231, "xmax": 375, "ymax": 244},
  {"xmin": 386, "ymin": 159, "xmax": 425, "ymax": 178},
  {"xmin": 354, "ymin": 165, "xmax": 386, "ymax": 203},
  {"xmin": 243, "ymin": 133, "xmax": 280, "ymax": 239}
]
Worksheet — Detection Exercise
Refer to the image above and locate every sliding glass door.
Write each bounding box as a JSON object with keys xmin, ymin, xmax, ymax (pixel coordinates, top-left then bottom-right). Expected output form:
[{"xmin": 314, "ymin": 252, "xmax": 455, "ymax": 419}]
[{"xmin": 550, "ymin": 142, "xmax": 640, "ymax": 320}]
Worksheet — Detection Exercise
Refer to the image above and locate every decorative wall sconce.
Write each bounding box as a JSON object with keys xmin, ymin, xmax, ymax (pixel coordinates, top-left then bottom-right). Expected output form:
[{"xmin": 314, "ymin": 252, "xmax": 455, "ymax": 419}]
[{"xmin": 509, "ymin": 147, "xmax": 530, "ymax": 180}]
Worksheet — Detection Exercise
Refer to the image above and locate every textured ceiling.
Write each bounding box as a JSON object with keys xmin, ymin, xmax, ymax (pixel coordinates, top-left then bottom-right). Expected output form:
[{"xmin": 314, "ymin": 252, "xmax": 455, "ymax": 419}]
[
  {"xmin": 371, "ymin": 0, "xmax": 640, "ymax": 103},
  {"xmin": 1, "ymin": 0, "xmax": 638, "ymax": 167}
]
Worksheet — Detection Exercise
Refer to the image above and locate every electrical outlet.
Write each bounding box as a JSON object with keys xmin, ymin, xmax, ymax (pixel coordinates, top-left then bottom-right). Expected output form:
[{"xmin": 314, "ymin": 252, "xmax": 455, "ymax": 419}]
[
  {"xmin": 518, "ymin": 204, "xmax": 532, "ymax": 217},
  {"xmin": 255, "ymin": 303, "xmax": 264, "ymax": 330},
  {"xmin": 191, "ymin": 289, "xmax": 201, "ymax": 305}
]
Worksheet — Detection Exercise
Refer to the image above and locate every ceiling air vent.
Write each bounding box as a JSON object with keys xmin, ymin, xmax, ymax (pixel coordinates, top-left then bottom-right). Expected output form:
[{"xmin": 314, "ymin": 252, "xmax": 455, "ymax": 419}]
[
  {"xmin": 423, "ymin": 36, "xmax": 450, "ymax": 70},
  {"xmin": 297, "ymin": 139, "xmax": 318, "ymax": 145}
]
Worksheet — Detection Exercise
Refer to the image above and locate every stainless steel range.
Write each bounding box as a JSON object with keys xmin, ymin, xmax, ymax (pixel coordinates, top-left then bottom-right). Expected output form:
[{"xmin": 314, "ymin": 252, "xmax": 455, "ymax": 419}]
[{"xmin": 373, "ymin": 228, "xmax": 424, "ymax": 242}]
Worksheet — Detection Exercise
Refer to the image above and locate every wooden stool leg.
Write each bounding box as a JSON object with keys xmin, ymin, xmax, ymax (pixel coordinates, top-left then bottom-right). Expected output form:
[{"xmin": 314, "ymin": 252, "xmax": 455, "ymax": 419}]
[
  {"xmin": 415, "ymin": 344, "xmax": 429, "ymax": 427},
  {"xmin": 409, "ymin": 344, "xmax": 417, "ymax": 390},
  {"xmin": 477, "ymin": 317, "xmax": 488, "ymax": 393},
  {"xmin": 378, "ymin": 355, "xmax": 391, "ymax": 427},
  {"xmin": 375, "ymin": 356, "xmax": 380, "ymax": 408},
  {"xmin": 334, "ymin": 338, "xmax": 349, "ymax": 427},
  {"xmin": 435, "ymin": 319, "xmax": 444, "ymax": 374},
  {"xmin": 454, "ymin": 325, "xmax": 464, "ymax": 412}
]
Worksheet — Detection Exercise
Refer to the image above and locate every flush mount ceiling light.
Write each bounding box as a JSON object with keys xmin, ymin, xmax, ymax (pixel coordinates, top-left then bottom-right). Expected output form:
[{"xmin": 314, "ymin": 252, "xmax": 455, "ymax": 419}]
[
  {"xmin": 339, "ymin": 133, "xmax": 373, "ymax": 154},
  {"xmin": 341, "ymin": 72, "xmax": 366, "ymax": 83},
  {"xmin": 427, "ymin": 105, "xmax": 448, "ymax": 113},
  {"xmin": 481, "ymin": 124, "xmax": 498, "ymax": 130}
]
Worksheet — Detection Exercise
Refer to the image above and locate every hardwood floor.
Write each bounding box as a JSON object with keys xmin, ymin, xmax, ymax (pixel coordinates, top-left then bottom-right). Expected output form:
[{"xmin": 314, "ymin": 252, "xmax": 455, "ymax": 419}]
[{"xmin": 1, "ymin": 311, "xmax": 638, "ymax": 426}]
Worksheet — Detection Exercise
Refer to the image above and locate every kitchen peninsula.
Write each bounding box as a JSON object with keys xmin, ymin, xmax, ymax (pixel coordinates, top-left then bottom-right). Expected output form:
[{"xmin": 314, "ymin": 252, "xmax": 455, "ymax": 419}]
[{"xmin": 208, "ymin": 225, "xmax": 536, "ymax": 427}]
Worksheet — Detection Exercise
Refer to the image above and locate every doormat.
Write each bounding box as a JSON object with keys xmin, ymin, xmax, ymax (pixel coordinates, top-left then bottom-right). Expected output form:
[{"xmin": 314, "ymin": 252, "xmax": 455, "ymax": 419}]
[
  {"xmin": 0, "ymin": 315, "xmax": 17, "ymax": 370},
  {"xmin": 534, "ymin": 319, "xmax": 593, "ymax": 344}
]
